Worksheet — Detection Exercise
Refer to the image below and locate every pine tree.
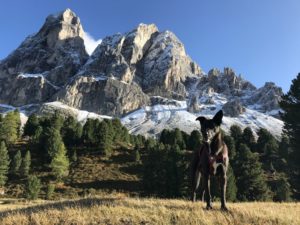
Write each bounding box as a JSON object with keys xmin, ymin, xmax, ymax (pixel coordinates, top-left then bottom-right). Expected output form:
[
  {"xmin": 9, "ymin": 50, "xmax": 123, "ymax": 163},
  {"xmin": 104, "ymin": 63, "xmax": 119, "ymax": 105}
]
[
  {"xmin": 279, "ymin": 135, "xmax": 290, "ymax": 160},
  {"xmin": 280, "ymin": 73, "xmax": 300, "ymax": 199},
  {"xmin": 13, "ymin": 110, "xmax": 21, "ymax": 138},
  {"xmin": 160, "ymin": 129, "xmax": 185, "ymax": 149},
  {"xmin": 50, "ymin": 142, "xmax": 69, "ymax": 180},
  {"xmin": 45, "ymin": 128, "xmax": 64, "ymax": 159},
  {"xmin": 61, "ymin": 116, "xmax": 82, "ymax": 147},
  {"xmin": 21, "ymin": 150, "xmax": 31, "ymax": 177},
  {"xmin": 111, "ymin": 118, "xmax": 123, "ymax": 142},
  {"xmin": 224, "ymin": 135, "xmax": 236, "ymax": 160},
  {"xmin": 0, "ymin": 111, "xmax": 20, "ymax": 145},
  {"xmin": 71, "ymin": 149, "xmax": 78, "ymax": 164},
  {"xmin": 242, "ymin": 127, "xmax": 256, "ymax": 151},
  {"xmin": 97, "ymin": 121, "xmax": 113, "ymax": 156},
  {"xmin": 226, "ymin": 165, "xmax": 237, "ymax": 201},
  {"xmin": 0, "ymin": 141, "xmax": 10, "ymax": 186},
  {"xmin": 280, "ymin": 73, "xmax": 300, "ymax": 161},
  {"xmin": 26, "ymin": 175, "xmax": 41, "ymax": 200},
  {"xmin": 142, "ymin": 143, "xmax": 167, "ymax": 197},
  {"xmin": 134, "ymin": 147, "xmax": 141, "ymax": 163},
  {"xmin": 82, "ymin": 118, "xmax": 98, "ymax": 146},
  {"xmin": 188, "ymin": 130, "xmax": 202, "ymax": 151},
  {"xmin": 46, "ymin": 183, "xmax": 55, "ymax": 200},
  {"xmin": 164, "ymin": 144, "xmax": 183, "ymax": 197},
  {"xmin": 50, "ymin": 111, "xmax": 64, "ymax": 131},
  {"xmin": 235, "ymin": 144, "xmax": 270, "ymax": 201},
  {"xmin": 230, "ymin": 125, "xmax": 243, "ymax": 149},
  {"xmin": 145, "ymin": 138, "xmax": 157, "ymax": 149},
  {"xmin": 273, "ymin": 176, "xmax": 292, "ymax": 202},
  {"xmin": 23, "ymin": 114, "xmax": 39, "ymax": 137},
  {"xmin": 11, "ymin": 150, "xmax": 22, "ymax": 175},
  {"xmin": 256, "ymin": 128, "xmax": 274, "ymax": 153},
  {"xmin": 32, "ymin": 126, "xmax": 43, "ymax": 144},
  {"xmin": 264, "ymin": 138, "xmax": 280, "ymax": 169}
]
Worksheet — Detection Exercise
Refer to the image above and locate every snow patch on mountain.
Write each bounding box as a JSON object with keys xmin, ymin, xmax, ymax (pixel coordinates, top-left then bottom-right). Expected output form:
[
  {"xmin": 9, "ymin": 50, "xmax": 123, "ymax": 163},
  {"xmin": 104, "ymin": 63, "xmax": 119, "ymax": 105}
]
[
  {"xmin": 122, "ymin": 94, "xmax": 283, "ymax": 138},
  {"xmin": 42, "ymin": 102, "xmax": 112, "ymax": 122},
  {"xmin": 17, "ymin": 73, "xmax": 60, "ymax": 90}
]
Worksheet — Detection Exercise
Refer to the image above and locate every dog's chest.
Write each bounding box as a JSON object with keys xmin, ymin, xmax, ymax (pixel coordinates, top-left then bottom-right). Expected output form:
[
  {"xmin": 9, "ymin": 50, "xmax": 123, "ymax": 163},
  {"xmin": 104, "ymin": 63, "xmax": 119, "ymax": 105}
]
[{"xmin": 209, "ymin": 154, "xmax": 225, "ymax": 175}]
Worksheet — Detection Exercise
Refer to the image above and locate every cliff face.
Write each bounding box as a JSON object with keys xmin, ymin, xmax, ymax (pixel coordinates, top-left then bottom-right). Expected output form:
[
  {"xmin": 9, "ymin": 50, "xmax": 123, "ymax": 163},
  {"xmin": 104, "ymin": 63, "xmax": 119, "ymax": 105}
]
[
  {"xmin": 0, "ymin": 9, "xmax": 88, "ymax": 106},
  {"xmin": 0, "ymin": 9, "xmax": 283, "ymax": 119},
  {"xmin": 56, "ymin": 76, "xmax": 149, "ymax": 116}
]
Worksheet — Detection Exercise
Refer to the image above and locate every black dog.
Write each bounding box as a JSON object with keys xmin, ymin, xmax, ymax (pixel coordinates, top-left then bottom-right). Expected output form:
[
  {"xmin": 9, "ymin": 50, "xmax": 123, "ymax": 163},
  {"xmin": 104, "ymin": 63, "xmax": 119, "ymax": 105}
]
[{"xmin": 191, "ymin": 110, "xmax": 229, "ymax": 210}]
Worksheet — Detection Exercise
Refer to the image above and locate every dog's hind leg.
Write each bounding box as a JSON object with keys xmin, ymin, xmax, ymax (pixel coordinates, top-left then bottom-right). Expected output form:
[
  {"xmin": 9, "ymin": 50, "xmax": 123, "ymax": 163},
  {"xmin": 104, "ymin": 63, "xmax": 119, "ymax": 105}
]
[
  {"xmin": 191, "ymin": 168, "xmax": 201, "ymax": 202},
  {"xmin": 220, "ymin": 173, "xmax": 228, "ymax": 211}
]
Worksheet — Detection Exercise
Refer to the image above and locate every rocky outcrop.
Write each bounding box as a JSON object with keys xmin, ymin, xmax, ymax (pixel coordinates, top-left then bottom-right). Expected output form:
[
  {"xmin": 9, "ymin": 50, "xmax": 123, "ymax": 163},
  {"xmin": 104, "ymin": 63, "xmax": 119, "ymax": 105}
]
[
  {"xmin": 0, "ymin": 74, "xmax": 57, "ymax": 106},
  {"xmin": 79, "ymin": 24, "xmax": 159, "ymax": 83},
  {"xmin": 150, "ymin": 96, "xmax": 182, "ymax": 107},
  {"xmin": 223, "ymin": 99, "xmax": 245, "ymax": 117},
  {"xmin": 137, "ymin": 30, "xmax": 202, "ymax": 98},
  {"xmin": 246, "ymin": 82, "xmax": 283, "ymax": 111},
  {"xmin": 204, "ymin": 67, "xmax": 256, "ymax": 96},
  {"xmin": 187, "ymin": 94, "xmax": 200, "ymax": 113},
  {"xmin": 55, "ymin": 76, "xmax": 149, "ymax": 116}
]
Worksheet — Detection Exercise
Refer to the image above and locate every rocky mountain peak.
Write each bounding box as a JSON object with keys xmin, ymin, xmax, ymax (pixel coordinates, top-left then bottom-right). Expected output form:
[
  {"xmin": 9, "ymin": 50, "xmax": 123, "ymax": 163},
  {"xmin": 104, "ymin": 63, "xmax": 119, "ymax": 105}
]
[
  {"xmin": 246, "ymin": 81, "xmax": 283, "ymax": 112},
  {"xmin": 76, "ymin": 23, "xmax": 201, "ymax": 98},
  {"xmin": 0, "ymin": 9, "xmax": 88, "ymax": 106},
  {"xmin": 42, "ymin": 8, "xmax": 84, "ymax": 48}
]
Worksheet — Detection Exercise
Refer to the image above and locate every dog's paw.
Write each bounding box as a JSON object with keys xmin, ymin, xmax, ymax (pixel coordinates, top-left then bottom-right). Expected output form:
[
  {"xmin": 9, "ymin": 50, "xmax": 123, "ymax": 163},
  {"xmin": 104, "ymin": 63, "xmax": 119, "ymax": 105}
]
[
  {"xmin": 221, "ymin": 206, "xmax": 228, "ymax": 211},
  {"xmin": 206, "ymin": 205, "xmax": 213, "ymax": 210}
]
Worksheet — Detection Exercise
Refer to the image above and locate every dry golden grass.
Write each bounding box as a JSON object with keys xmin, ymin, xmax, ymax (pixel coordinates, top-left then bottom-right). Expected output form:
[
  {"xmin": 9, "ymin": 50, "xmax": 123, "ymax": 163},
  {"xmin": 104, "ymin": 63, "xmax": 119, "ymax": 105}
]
[{"xmin": 0, "ymin": 196, "xmax": 299, "ymax": 225}]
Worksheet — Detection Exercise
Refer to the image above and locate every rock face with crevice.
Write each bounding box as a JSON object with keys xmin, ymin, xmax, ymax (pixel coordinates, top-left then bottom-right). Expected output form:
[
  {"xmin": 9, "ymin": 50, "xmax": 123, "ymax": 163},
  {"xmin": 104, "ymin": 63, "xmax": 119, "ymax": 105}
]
[{"xmin": 55, "ymin": 76, "xmax": 149, "ymax": 116}]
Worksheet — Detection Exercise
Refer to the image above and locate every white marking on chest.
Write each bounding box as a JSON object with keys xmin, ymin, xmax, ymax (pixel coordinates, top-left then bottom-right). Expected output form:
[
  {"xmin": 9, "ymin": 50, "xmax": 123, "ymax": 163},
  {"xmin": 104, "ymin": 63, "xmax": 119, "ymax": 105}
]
[{"xmin": 211, "ymin": 158, "xmax": 223, "ymax": 175}]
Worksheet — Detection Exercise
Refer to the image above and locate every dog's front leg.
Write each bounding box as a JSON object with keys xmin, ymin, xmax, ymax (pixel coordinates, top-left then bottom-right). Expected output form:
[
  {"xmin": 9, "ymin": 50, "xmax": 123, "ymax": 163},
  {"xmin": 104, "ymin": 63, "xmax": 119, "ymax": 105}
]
[{"xmin": 204, "ymin": 174, "xmax": 212, "ymax": 210}]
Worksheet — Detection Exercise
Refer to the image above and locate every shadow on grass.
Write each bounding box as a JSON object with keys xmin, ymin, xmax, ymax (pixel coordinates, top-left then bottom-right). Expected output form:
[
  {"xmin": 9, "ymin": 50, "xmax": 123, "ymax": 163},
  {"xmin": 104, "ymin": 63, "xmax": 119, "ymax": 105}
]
[
  {"xmin": 71, "ymin": 180, "xmax": 141, "ymax": 192},
  {"xmin": 0, "ymin": 197, "xmax": 117, "ymax": 218}
]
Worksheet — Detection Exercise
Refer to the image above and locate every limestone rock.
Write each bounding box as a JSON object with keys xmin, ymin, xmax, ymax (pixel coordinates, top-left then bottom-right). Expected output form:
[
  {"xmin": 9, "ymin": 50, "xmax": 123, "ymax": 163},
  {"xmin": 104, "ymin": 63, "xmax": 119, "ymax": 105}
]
[
  {"xmin": 0, "ymin": 74, "xmax": 57, "ymax": 106},
  {"xmin": 0, "ymin": 9, "xmax": 88, "ymax": 106},
  {"xmin": 247, "ymin": 82, "xmax": 283, "ymax": 111},
  {"xmin": 223, "ymin": 99, "xmax": 245, "ymax": 117},
  {"xmin": 77, "ymin": 24, "xmax": 202, "ymax": 100},
  {"xmin": 187, "ymin": 94, "xmax": 200, "ymax": 113},
  {"xmin": 55, "ymin": 76, "xmax": 150, "ymax": 116}
]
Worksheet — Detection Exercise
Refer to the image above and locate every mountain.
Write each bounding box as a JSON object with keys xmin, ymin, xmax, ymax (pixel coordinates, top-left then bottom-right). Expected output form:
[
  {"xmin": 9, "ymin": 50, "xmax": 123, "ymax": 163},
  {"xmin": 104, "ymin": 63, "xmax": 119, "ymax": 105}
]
[{"xmin": 0, "ymin": 9, "xmax": 284, "ymax": 138}]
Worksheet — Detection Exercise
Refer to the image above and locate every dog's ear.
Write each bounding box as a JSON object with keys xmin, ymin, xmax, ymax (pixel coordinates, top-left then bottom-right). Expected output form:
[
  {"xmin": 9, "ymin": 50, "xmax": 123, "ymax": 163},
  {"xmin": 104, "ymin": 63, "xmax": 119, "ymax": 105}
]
[
  {"xmin": 213, "ymin": 110, "xmax": 223, "ymax": 126},
  {"xmin": 196, "ymin": 116, "xmax": 206, "ymax": 124}
]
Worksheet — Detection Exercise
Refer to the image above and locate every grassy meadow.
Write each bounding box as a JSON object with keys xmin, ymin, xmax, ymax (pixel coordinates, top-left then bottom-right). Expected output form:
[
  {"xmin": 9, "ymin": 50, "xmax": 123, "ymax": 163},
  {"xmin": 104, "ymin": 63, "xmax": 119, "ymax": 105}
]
[{"xmin": 0, "ymin": 196, "xmax": 299, "ymax": 225}]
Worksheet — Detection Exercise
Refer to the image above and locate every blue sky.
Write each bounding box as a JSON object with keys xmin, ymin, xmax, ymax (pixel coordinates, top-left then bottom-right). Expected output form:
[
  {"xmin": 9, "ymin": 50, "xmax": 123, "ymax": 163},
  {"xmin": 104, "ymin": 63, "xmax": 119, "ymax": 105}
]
[{"xmin": 0, "ymin": 0, "xmax": 299, "ymax": 92}]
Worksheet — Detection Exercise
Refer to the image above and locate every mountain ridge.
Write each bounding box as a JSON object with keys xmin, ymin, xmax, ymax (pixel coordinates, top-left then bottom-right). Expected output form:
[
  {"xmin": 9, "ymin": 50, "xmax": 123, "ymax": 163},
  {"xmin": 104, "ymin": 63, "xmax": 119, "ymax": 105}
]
[{"xmin": 0, "ymin": 9, "xmax": 284, "ymax": 137}]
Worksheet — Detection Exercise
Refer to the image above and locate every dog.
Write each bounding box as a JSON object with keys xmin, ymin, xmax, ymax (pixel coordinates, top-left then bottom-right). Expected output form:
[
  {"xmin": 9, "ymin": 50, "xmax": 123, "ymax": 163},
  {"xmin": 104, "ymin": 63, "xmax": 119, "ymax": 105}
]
[{"xmin": 191, "ymin": 110, "xmax": 229, "ymax": 211}]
